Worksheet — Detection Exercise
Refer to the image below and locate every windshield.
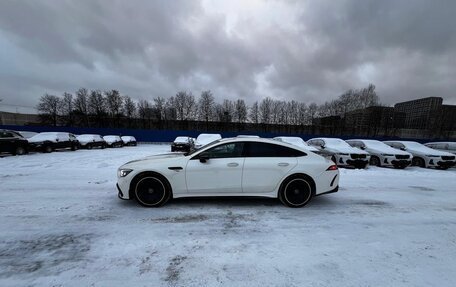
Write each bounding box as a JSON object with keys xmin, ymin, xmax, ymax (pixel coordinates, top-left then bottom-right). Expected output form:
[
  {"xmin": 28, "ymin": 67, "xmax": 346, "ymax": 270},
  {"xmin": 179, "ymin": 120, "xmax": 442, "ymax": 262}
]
[
  {"xmin": 280, "ymin": 137, "xmax": 307, "ymax": 148},
  {"xmin": 174, "ymin": 136, "xmax": 189, "ymax": 142},
  {"xmin": 403, "ymin": 141, "xmax": 426, "ymax": 149}
]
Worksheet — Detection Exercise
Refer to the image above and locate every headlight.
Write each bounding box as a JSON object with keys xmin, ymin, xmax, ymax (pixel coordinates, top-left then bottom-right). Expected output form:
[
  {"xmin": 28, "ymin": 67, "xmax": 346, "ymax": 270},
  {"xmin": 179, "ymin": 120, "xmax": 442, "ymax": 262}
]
[
  {"xmin": 381, "ymin": 154, "xmax": 394, "ymax": 156},
  {"xmin": 118, "ymin": 169, "xmax": 133, "ymax": 177}
]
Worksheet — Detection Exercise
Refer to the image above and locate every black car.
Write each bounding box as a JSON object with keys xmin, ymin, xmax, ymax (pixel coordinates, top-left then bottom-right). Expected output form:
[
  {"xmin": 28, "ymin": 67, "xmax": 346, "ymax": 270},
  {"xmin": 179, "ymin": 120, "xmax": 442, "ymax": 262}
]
[
  {"xmin": 28, "ymin": 132, "xmax": 79, "ymax": 153},
  {"xmin": 0, "ymin": 129, "xmax": 29, "ymax": 155},
  {"xmin": 171, "ymin": 136, "xmax": 194, "ymax": 152}
]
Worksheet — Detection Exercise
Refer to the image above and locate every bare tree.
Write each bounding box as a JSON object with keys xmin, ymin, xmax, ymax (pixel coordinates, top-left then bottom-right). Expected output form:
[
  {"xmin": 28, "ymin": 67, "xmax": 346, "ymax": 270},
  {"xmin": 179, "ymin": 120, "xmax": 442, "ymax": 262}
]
[
  {"xmin": 74, "ymin": 88, "xmax": 89, "ymax": 126},
  {"xmin": 249, "ymin": 101, "xmax": 259, "ymax": 124},
  {"xmin": 36, "ymin": 94, "xmax": 61, "ymax": 126},
  {"xmin": 123, "ymin": 96, "xmax": 137, "ymax": 120},
  {"xmin": 173, "ymin": 91, "xmax": 196, "ymax": 121},
  {"xmin": 153, "ymin": 96, "xmax": 166, "ymax": 120},
  {"xmin": 234, "ymin": 99, "xmax": 248, "ymax": 123},
  {"xmin": 88, "ymin": 90, "xmax": 107, "ymax": 127},
  {"xmin": 60, "ymin": 92, "xmax": 73, "ymax": 125},
  {"xmin": 308, "ymin": 103, "xmax": 318, "ymax": 124},
  {"xmin": 105, "ymin": 90, "xmax": 123, "ymax": 117},
  {"xmin": 198, "ymin": 90, "xmax": 215, "ymax": 123},
  {"xmin": 259, "ymin": 97, "xmax": 273, "ymax": 124}
]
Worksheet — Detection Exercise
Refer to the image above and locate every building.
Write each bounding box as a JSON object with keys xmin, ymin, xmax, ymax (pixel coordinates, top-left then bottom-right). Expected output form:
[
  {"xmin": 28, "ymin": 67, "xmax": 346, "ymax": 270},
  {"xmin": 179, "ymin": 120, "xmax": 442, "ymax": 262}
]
[
  {"xmin": 0, "ymin": 111, "xmax": 40, "ymax": 125},
  {"xmin": 344, "ymin": 106, "xmax": 403, "ymax": 136},
  {"xmin": 394, "ymin": 97, "xmax": 442, "ymax": 130}
]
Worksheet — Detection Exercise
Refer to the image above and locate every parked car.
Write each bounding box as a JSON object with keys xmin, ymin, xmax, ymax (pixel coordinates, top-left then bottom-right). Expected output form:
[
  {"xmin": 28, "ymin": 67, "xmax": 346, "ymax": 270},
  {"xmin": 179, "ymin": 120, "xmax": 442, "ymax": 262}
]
[
  {"xmin": 103, "ymin": 135, "xmax": 124, "ymax": 148},
  {"xmin": 121, "ymin": 136, "xmax": 137, "ymax": 146},
  {"xmin": 346, "ymin": 139, "xmax": 412, "ymax": 169},
  {"xmin": 273, "ymin": 136, "xmax": 319, "ymax": 153},
  {"xmin": 14, "ymin": 131, "xmax": 38, "ymax": 139},
  {"xmin": 77, "ymin": 134, "xmax": 106, "ymax": 149},
  {"xmin": 171, "ymin": 136, "xmax": 194, "ymax": 152},
  {"xmin": 424, "ymin": 142, "xmax": 456, "ymax": 155},
  {"xmin": 117, "ymin": 137, "xmax": 339, "ymax": 208},
  {"xmin": 28, "ymin": 132, "xmax": 79, "ymax": 153},
  {"xmin": 194, "ymin": 133, "xmax": 222, "ymax": 149},
  {"xmin": 0, "ymin": 129, "xmax": 29, "ymax": 155},
  {"xmin": 384, "ymin": 141, "xmax": 456, "ymax": 169},
  {"xmin": 307, "ymin": 137, "xmax": 370, "ymax": 168}
]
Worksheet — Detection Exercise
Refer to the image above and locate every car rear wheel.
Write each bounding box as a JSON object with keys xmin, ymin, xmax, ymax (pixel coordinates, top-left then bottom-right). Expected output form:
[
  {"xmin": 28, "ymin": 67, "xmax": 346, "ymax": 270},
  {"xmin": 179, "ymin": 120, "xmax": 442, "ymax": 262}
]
[
  {"xmin": 279, "ymin": 176, "xmax": 314, "ymax": 208},
  {"xmin": 134, "ymin": 175, "xmax": 171, "ymax": 207},
  {"xmin": 412, "ymin": 157, "xmax": 425, "ymax": 168},
  {"xmin": 44, "ymin": 145, "xmax": 53, "ymax": 153},
  {"xmin": 87, "ymin": 144, "xmax": 93, "ymax": 150},
  {"xmin": 370, "ymin": 156, "xmax": 381, "ymax": 167}
]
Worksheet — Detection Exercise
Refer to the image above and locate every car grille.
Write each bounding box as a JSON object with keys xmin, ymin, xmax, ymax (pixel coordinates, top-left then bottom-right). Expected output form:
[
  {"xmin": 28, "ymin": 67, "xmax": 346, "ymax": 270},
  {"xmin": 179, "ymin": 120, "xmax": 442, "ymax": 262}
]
[
  {"xmin": 395, "ymin": 155, "xmax": 410, "ymax": 159},
  {"xmin": 350, "ymin": 154, "xmax": 366, "ymax": 159},
  {"xmin": 442, "ymin": 156, "xmax": 455, "ymax": 160}
]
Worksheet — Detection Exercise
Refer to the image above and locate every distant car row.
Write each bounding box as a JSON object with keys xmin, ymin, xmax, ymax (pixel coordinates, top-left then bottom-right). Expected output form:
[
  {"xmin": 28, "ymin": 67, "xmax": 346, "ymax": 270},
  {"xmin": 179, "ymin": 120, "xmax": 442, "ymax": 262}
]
[
  {"xmin": 0, "ymin": 129, "xmax": 137, "ymax": 156},
  {"xmin": 170, "ymin": 133, "xmax": 456, "ymax": 170}
]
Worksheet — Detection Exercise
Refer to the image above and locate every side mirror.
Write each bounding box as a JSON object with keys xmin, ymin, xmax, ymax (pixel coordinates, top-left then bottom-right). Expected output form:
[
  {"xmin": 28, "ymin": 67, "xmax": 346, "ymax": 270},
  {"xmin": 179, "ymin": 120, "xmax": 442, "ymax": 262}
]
[
  {"xmin": 199, "ymin": 153, "xmax": 209, "ymax": 163},
  {"xmin": 360, "ymin": 146, "xmax": 366, "ymax": 150},
  {"xmin": 400, "ymin": 147, "xmax": 406, "ymax": 151},
  {"xmin": 321, "ymin": 145, "xmax": 325, "ymax": 149}
]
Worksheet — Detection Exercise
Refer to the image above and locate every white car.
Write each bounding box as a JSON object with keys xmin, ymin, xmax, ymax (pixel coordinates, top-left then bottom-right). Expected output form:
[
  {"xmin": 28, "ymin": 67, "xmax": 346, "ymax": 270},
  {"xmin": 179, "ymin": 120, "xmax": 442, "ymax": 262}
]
[
  {"xmin": 103, "ymin": 135, "xmax": 123, "ymax": 148},
  {"xmin": 424, "ymin": 142, "xmax": 456, "ymax": 155},
  {"xmin": 194, "ymin": 133, "xmax": 222, "ymax": 149},
  {"xmin": 121, "ymin": 136, "xmax": 137, "ymax": 146},
  {"xmin": 307, "ymin": 137, "xmax": 370, "ymax": 168},
  {"xmin": 273, "ymin": 136, "xmax": 319, "ymax": 152},
  {"xmin": 77, "ymin": 134, "xmax": 106, "ymax": 149},
  {"xmin": 117, "ymin": 137, "xmax": 339, "ymax": 208},
  {"xmin": 384, "ymin": 141, "xmax": 456, "ymax": 169},
  {"xmin": 346, "ymin": 139, "xmax": 412, "ymax": 169}
]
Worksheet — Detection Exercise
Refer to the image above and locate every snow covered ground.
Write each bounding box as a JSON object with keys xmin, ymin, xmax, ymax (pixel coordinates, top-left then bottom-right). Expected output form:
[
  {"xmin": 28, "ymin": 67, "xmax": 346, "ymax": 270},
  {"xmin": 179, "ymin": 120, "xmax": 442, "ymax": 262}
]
[{"xmin": 1, "ymin": 144, "xmax": 456, "ymax": 287}]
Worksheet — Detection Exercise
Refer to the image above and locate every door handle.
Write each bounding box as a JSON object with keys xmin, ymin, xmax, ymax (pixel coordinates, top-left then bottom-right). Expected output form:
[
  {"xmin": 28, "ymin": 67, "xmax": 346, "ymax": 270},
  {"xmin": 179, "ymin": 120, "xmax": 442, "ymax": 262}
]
[
  {"xmin": 227, "ymin": 162, "xmax": 239, "ymax": 167},
  {"xmin": 278, "ymin": 162, "xmax": 289, "ymax": 167}
]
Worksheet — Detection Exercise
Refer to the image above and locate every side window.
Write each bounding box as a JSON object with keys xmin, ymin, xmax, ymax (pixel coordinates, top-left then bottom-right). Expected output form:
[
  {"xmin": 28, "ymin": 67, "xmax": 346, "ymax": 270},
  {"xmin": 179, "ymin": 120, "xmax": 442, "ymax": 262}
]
[
  {"xmin": 2, "ymin": 132, "xmax": 14, "ymax": 138},
  {"xmin": 247, "ymin": 142, "xmax": 306, "ymax": 157},
  {"xmin": 200, "ymin": 142, "xmax": 244, "ymax": 159}
]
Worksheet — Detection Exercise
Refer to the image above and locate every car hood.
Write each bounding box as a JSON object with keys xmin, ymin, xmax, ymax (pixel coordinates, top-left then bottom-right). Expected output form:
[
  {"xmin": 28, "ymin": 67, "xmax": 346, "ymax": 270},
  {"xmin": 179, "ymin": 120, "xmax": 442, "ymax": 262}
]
[
  {"xmin": 406, "ymin": 146, "xmax": 454, "ymax": 156},
  {"xmin": 366, "ymin": 146, "xmax": 411, "ymax": 155},
  {"xmin": 325, "ymin": 146, "xmax": 369, "ymax": 154},
  {"xmin": 121, "ymin": 152, "xmax": 186, "ymax": 168}
]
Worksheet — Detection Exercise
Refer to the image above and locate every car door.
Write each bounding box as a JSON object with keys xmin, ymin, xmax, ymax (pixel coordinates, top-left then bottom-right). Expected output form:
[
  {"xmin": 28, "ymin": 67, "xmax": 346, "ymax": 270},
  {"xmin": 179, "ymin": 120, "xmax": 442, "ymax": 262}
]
[
  {"xmin": 242, "ymin": 142, "xmax": 298, "ymax": 193},
  {"xmin": 185, "ymin": 142, "xmax": 245, "ymax": 194}
]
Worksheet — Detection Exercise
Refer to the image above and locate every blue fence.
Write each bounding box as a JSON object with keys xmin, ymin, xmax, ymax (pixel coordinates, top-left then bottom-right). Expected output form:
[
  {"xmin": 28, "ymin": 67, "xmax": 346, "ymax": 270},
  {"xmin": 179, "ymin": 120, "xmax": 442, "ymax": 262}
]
[{"xmin": 0, "ymin": 124, "xmax": 430, "ymax": 143}]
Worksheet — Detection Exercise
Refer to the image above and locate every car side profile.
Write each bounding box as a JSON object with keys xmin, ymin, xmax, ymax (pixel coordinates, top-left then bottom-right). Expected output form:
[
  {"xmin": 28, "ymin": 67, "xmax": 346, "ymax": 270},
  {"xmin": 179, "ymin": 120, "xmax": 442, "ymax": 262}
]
[
  {"xmin": 346, "ymin": 139, "xmax": 412, "ymax": 169},
  {"xmin": 0, "ymin": 129, "xmax": 29, "ymax": 155},
  {"xmin": 28, "ymin": 132, "xmax": 79, "ymax": 153},
  {"xmin": 77, "ymin": 134, "xmax": 107, "ymax": 149},
  {"xmin": 424, "ymin": 142, "xmax": 456, "ymax": 155},
  {"xmin": 171, "ymin": 136, "xmax": 194, "ymax": 152},
  {"xmin": 384, "ymin": 141, "xmax": 456, "ymax": 169},
  {"xmin": 307, "ymin": 137, "xmax": 370, "ymax": 168},
  {"xmin": 121, "ymin": 136, "xmax": 137, "ymax": 146},
  {"xmin": 103, "ymin": 135, "xmax": 124, "ymax": 148},
  {"xmin": 117, "ymin": 138, "xmax": 339, "ymax": 208}
]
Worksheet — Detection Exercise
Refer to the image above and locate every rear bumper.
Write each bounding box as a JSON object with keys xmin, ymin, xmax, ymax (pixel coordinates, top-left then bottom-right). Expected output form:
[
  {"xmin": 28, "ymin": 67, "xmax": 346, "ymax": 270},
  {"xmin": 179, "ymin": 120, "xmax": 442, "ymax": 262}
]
[{"xmin": 316, "ymin": 185, "xmax": 339, "ymax": 196}]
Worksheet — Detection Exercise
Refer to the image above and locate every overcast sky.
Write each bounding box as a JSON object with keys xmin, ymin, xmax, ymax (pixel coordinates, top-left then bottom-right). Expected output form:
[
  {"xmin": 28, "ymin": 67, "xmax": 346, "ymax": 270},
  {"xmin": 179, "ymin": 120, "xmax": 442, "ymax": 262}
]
[{"xmin": 1, "ymin": 0, "xmax": 455, "ymax": 113}]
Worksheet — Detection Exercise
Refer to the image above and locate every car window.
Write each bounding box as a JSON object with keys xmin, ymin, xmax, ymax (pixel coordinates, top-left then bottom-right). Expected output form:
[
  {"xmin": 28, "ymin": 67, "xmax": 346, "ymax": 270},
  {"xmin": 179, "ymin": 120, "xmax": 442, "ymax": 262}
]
[
  {"xmin": 0, "ymin": 132, "xmax": 14, "ymax": 138},
  {"xmin": 246, "ymin": 142, "xmax": 306, "ymax": 157},
  {"xmin": 199, "ymin": 142, "xmax": 245, "ymax": 159}
]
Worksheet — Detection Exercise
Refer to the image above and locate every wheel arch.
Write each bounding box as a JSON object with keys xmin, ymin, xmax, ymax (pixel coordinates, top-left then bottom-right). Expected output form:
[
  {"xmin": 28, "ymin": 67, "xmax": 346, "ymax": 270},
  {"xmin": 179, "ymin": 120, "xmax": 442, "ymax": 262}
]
[
  {"xmin": 278, "ymin": 173, "xmax": 316, "ymax": 198},
  {"xmin": 128, "ymin": 171, "xmax": 173, "ymax": 200}
]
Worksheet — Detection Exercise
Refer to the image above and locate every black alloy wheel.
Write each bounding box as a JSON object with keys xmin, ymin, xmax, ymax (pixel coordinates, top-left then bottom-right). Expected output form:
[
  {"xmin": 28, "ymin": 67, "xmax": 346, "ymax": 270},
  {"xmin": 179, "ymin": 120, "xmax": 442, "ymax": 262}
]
[{"xmin": 279, "ymin": 177, "xmax": 313, "ymax": 208}]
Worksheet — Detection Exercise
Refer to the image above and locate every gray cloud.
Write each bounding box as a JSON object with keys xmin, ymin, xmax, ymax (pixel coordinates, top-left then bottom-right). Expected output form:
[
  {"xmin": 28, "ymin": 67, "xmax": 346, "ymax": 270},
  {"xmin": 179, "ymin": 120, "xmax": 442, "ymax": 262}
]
[{"xmin": 1, "ymin": 0, "xmax": 455, "ymax": 114}]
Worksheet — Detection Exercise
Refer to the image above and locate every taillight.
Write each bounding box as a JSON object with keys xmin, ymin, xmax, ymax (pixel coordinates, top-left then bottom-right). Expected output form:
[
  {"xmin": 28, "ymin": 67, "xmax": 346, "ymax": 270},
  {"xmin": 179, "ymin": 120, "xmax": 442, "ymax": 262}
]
[{"xmin": 326, "ymin": 165, "xmax": 338, "ymax": 171}]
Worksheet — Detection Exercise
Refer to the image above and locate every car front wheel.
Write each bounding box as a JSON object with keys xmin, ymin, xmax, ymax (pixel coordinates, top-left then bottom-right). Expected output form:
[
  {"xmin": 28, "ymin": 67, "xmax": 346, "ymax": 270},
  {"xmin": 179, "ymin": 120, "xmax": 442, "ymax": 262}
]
[
  {"xmin": 370, "ymin": 156, "xmax": 381, "ymax": 167},
  {"xmin": 134, "ymin": 174, "xmax": 171, "ymax": 207},
  {"xmin": 279, "ymin": 176, "xmax": 314, "ymax": 208},
  {"xmin": 412, "ymin": 157, "xmax": 425, "ymax": 168}
]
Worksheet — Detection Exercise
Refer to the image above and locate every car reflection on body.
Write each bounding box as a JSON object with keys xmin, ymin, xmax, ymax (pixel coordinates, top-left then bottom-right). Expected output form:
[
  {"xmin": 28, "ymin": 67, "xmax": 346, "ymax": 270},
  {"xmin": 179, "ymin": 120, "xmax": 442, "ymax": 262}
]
[{"xmin": 117, "ymin": 137, "xmax": 339, "ymax": 208}]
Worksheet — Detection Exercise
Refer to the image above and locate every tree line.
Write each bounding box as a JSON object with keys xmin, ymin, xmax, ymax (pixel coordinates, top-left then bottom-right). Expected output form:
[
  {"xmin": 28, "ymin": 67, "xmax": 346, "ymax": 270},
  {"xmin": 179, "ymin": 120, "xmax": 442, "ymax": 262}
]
[{"xmin": 36, "ymin": 84, "xmax": 379, "ymax": 128}]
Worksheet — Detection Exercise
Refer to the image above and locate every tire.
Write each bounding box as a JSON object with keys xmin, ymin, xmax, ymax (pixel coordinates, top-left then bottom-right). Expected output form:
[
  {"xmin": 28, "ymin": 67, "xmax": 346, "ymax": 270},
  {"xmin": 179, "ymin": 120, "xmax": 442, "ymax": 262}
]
[
  {"xmin": 279, "ymin": 175, "xmax": 314, "ymax": 208},
  {"xmin": 133, "ymin": 174, "xmax": 171, "ymax": 207},
  {"xmin": 14, "ymin": 146, "xmax": 26, "ymax": 156},
  {"xmin": 101, "ymin": 144, "xmax": 106, "ymax": 149},
  {"xmin": 71, "ymin": 144, "xmax": 78, "ymax": 151},
  {"xmin": 87, "ymin": 144, "xmax": 93, "ymax": 150},
  {"xmin": 370, "ymin": 156, "xmax": 381, "ymax": 167},
  {"xmin": 412, "ymin": 157, "xmax": 425, "ymax": 168},
  {"xmin": 44, "ymin": 145, "xmax": 53, "ymax": 153}
]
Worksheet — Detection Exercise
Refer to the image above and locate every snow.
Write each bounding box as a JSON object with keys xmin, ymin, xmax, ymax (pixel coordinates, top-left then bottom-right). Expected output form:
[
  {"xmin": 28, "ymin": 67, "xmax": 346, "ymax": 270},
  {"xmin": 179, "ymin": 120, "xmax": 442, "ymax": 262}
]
[{"xmin": 1, "ymin": 145, "xmax": 456, "ymax": 286}]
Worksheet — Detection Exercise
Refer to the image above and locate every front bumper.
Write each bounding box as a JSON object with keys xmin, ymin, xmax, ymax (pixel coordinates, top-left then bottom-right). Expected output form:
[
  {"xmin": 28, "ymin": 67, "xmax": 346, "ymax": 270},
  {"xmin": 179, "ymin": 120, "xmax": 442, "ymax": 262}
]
[
  {"xmin": 390, "ymin": 159, "xmax": 411, "ymax": 167},
  {"xmin": 117, "ymin": 184, "xmax": 129, "ymax": 200},
  {"xmin": 435, "ymin": 161, "xmax": 456, "ymax": 168}
]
